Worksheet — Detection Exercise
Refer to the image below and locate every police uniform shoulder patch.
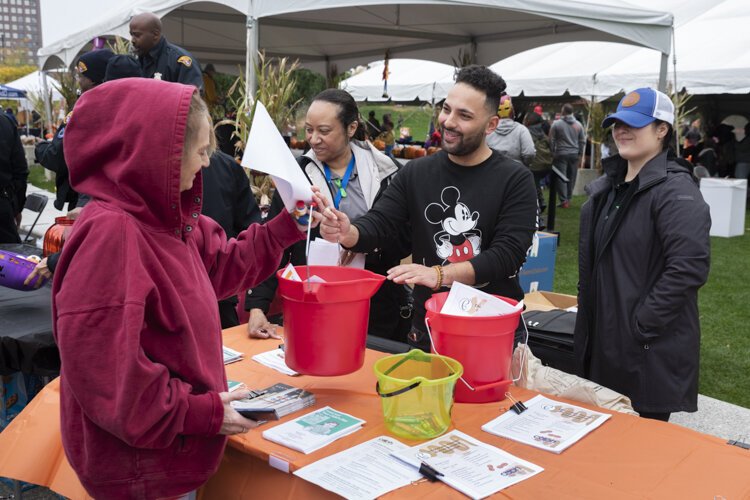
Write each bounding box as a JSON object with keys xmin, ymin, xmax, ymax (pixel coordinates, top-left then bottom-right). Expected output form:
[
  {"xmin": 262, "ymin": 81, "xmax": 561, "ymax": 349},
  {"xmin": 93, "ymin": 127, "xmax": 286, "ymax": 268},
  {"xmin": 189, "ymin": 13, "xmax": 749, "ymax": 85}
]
[{"xmin": 177, "ymin": 55, "xmax": 193, "ymax": 68}]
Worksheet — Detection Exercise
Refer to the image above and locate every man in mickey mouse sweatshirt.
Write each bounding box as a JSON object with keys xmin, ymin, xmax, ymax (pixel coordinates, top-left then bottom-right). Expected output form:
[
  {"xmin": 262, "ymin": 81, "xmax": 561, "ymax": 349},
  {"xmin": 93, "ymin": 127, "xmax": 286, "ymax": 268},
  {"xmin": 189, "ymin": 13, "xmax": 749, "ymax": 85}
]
[{"xmin": 317, "ymin": 66, "xmax": 538, "ymax": 349}]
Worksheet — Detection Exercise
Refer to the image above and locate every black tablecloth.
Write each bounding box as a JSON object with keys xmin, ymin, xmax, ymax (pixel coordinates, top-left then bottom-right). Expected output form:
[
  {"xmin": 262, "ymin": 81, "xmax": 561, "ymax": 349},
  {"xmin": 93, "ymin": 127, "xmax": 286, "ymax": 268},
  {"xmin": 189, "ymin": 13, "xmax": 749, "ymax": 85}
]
[{"xmin": 0, "ymin": 244, "xmax": 59, "ymax": 376}]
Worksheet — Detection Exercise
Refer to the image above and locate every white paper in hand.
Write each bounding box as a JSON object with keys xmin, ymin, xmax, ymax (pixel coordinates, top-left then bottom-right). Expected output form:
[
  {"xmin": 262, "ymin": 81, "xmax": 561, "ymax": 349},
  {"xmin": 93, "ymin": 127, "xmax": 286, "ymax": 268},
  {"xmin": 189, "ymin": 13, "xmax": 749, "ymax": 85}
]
[
  {"xmin": 241, "ymin": 101, "xmax": 312, "ymax": 211},
  {"xmin": 441, "ymin": 282, "xmax": 523, "ymax": 317},
  {"xmin": 308, "ymin": 238, "xmax": 365, "ymax": 269}
]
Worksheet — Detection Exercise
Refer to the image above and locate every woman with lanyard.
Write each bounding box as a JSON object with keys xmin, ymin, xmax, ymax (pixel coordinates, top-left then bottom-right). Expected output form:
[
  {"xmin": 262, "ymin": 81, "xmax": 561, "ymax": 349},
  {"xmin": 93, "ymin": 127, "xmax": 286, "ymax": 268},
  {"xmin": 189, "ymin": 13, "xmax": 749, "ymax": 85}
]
[
  {"xmin": 575, "ymin": 88, "xmax": 711, "ymax": 422},
  {"xmin": 246, "ymin": 89, "xmax": 412, "ymax": 343}
]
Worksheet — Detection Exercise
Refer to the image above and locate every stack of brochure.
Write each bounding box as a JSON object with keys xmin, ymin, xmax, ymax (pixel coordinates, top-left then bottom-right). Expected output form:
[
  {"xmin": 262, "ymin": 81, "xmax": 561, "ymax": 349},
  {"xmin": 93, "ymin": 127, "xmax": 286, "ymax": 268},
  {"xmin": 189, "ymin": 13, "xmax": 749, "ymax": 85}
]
[
  {"xmin": 230, "ymin": 383, "xmax": 315, "ymax": 421},
  {"xmin": 482, "ymin": 394, "xmax": 611, "ymax": 453},
  {"xmin": 391, "ymin": 430, "xmax": 543, "ymax": 499},
  {"xmin": 252, "ymin": 348, "xmax": 299, "ymax": 376},
  {"xmin": 294, "ymin": 437, "xmax": 422, "ymax": 499},
  {"xmin": 222, "ymin": 345, "xmax": 243, "ymax": 365},
  {"xmin": 262, "ymin": 406, "xmax": 365, "ymax": 454}
]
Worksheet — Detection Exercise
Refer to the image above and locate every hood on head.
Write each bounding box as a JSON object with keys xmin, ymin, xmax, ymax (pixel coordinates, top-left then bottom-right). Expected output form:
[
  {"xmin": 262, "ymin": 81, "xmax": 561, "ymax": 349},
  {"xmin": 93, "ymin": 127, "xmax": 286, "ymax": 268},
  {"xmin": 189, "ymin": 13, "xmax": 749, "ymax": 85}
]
[
  {"xmin": 65, "ymin": 78, "xmax": 202, "ymax": 233},
  {"xmin": 494, "ymin": 119, "xmax": 518, "ymax": 136},
  {"xmin": 563, "ymin": 115, "xmax": 577, "ymax": 123}
]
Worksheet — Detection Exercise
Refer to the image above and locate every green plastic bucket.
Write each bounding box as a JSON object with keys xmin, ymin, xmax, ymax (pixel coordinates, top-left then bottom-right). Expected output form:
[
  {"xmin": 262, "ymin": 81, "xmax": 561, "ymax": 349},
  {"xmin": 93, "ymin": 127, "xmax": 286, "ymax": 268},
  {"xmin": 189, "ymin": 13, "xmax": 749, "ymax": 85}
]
[{"xmin": 374, "ymin": 349, "xmax": 463, "ymax": 440}]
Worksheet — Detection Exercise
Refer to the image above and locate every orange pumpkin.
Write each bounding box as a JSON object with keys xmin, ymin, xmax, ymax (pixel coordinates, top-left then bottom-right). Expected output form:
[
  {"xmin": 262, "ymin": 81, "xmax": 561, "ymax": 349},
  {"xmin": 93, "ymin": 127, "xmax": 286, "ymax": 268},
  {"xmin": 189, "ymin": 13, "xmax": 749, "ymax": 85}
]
[
  {"xmin": 413, "ymin": 147, "xmax": 427, "ymax": 158},
  {"xmin": 427, "ymin": 146, "xmax": 441, "ymax": 155},
  {"xmin": 392, "ymin": 147, "xmax": 403, "ymax": 158},
  {"xmin": 373, "ymin": 140, "xmax": 386, "ymax": 151}
]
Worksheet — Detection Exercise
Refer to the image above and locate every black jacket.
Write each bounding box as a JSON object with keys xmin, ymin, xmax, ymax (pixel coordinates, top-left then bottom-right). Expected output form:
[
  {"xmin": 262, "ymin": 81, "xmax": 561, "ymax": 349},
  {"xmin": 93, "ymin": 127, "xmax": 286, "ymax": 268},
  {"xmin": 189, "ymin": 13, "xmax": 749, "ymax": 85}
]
[
  {"xmin": 575, "ymin": 151, "xmax": 711, "ymax": 413},
  {"xmin": 0, "ymin": 113, "xmax": 27, "ymax": 212},
  {"xmin": 246, "ymin": 150, "xmax": 412, "ymax": 341},
  {"xmin": 201, "ymin": 151, "xmax": 261, "ymax": 241},
  {"xmin": 139, "ymin": 36, "xmax": 203, "ymax": 89},
  {"xmin": 35, "ymin": 124, "xmax": 81, "ymax": 211}
]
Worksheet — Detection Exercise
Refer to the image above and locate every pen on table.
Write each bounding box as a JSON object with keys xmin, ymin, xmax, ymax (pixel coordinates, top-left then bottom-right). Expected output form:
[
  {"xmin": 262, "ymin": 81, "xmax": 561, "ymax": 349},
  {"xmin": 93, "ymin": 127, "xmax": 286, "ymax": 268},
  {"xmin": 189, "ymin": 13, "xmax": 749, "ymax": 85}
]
[{"xmin": 418, "ymin": 462, "xmax": 444, "ymax": 482}]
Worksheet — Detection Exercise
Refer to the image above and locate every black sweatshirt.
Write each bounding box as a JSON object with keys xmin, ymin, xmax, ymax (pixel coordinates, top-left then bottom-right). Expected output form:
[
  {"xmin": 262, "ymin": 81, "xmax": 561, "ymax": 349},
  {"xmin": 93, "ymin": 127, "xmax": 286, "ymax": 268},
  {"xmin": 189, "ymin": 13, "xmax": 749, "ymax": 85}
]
[{"xmin": 351, "ymin": 150, "xmax": 537, "ymax": 330}]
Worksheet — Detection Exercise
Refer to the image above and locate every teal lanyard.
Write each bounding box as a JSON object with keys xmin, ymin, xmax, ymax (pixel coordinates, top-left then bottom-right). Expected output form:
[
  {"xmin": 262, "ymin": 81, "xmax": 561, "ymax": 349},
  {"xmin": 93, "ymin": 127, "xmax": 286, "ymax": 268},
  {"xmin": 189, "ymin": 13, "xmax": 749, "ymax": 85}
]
[{"xmin": 323, "ymin": 154, "xmax": 356, "ymax": 209}]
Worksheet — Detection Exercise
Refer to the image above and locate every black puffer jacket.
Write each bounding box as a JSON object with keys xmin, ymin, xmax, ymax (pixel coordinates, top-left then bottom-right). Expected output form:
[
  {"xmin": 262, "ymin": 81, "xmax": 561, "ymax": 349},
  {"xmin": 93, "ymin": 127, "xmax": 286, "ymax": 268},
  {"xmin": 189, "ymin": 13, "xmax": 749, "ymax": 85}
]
[{"xmin": 575, "ymin": 151, "xmax": 711, "ymax": 413}]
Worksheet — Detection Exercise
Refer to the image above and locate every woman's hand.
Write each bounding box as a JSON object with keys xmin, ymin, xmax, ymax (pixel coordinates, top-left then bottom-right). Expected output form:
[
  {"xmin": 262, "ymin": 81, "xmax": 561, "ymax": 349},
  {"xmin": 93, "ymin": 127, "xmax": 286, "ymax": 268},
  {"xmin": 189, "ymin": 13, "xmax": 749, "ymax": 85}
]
[
  {"xmin": 315, "ymin": 190, "xmax": 352, "ymax": 244},
  {"xmin": 387, "ymin": 264, "xmax": 438, "ymax": 289},
  {"xmin": 247, "ymin": 309, "xmax": 281, "ymax": 339},
  {"xmin": 218, "ymin": 391, "xmax": 260, "ymax": 436},
  {"xmin": 24, "ymin": 258, "xmax": 52, "ymax": 288}
]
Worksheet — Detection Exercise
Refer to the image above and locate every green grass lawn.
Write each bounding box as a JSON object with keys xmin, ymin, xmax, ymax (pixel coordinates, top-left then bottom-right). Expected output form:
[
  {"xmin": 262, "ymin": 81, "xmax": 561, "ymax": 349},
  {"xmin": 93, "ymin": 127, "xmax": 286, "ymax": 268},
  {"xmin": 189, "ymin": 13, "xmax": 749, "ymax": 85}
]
[
  {"xmin": 552, "ymin": 194, "xmax": 750, "ymax": 409},
  {"xmin": 28, "ymin": 164, "xmax": 56, "ymax": 193},
  {"xmin": 358, "ymin": 103, "xmax": 434, "ymax": 142}
]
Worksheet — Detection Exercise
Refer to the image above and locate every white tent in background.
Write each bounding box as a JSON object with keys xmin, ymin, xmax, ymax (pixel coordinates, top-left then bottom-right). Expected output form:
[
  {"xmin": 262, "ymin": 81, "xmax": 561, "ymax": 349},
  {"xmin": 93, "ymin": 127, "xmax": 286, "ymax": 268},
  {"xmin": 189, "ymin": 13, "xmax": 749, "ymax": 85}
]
[
  {"xmin": 341, "ymin": 0, "xmax": 750, "ymax": 101},
  {"xmin": 4, "ymin": 71, "xmax": 64, "ymax": 110},
  {"xmin": 341, "ymin": 59, "xmax": 455, "ymax": 102},
  {"xmin": 37, "ymin": 0, "xmax": 674, "ymax": 96}
]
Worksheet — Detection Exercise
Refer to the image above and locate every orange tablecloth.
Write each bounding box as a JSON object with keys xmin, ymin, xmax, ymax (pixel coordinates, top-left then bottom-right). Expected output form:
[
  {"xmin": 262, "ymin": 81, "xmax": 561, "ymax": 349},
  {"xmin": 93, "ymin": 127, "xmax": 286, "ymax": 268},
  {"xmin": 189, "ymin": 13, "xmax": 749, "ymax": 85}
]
[{"xmin": 1, "ymin": 325, "xmax": 749, "ymax": 499}]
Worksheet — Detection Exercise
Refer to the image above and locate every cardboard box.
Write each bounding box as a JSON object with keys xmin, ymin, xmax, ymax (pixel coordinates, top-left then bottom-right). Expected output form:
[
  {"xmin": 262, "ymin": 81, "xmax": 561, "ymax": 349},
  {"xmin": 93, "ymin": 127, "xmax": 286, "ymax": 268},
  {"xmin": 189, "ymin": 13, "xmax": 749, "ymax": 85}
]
[
  {"xmin": 518, "ymin": 232, "xmax": 557, "ymax": 293},
  {"xmin": 524, "ymin": 291, "xmax": 577, "ymax": 312},
  {"xmin": 699, "ymin": 178, "xmax": 747, "ymax": 237}
]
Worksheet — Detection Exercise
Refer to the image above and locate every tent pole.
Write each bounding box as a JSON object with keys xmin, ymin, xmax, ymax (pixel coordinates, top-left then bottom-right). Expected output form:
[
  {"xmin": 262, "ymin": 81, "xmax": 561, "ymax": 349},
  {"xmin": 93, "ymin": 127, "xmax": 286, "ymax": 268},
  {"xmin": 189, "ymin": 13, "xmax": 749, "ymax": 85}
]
[
  {"xmin": 40, "ymin": 70, "xmax": 53, "ymax": 136},
  {"xmin": 671, "ymin": 27, "xmax": 680, "ymax": 156},
  {"xmin": 657, "ymin": 52, "xmax": 668, "ymax": 92},
  {"xmin": 246, "ymin": 15, "xmax": 258, "ymax": 105}
]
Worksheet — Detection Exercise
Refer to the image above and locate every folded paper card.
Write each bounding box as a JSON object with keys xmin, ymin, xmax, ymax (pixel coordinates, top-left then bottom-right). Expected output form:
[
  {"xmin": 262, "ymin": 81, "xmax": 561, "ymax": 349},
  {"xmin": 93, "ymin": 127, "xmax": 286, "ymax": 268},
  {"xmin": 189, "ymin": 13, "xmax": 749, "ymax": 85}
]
[{"xmin": 441, "ymin": 282, "xmax": 523, "ymax": 317}]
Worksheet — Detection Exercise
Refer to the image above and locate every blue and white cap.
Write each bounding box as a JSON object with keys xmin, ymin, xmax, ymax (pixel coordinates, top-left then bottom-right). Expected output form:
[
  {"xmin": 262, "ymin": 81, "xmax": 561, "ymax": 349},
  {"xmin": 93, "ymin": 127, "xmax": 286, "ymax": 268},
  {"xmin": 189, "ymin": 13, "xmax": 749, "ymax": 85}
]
[{"xmin": 602, "ymin": 88, "xmax": 674, "ymax": 129}]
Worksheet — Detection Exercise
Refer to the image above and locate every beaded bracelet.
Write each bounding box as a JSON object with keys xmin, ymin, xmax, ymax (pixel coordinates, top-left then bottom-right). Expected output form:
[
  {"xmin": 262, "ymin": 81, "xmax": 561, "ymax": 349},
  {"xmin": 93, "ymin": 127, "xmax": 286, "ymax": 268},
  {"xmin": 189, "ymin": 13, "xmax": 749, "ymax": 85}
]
[{"xmin": 432, "ymin": 265, "xmax": 444, "ymax": 291}]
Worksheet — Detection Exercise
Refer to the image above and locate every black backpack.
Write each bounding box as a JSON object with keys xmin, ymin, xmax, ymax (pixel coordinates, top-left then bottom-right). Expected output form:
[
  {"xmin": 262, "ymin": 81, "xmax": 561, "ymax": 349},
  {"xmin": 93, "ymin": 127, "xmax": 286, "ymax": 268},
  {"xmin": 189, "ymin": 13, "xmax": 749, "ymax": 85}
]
[{"xmin": 530, "ymin": 131, "xmax": 553, "ymax": 173}]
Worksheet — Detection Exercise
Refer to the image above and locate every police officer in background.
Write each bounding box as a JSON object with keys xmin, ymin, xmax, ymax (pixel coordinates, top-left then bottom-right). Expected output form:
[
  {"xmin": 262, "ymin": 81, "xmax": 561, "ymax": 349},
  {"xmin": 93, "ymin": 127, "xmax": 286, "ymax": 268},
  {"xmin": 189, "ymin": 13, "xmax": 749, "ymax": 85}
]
[
  {"xmin": 0, "ymin": 111, "xmax": 28, "ymax": 244},
  {"xmin": 35, "ymin": 49, "xmax": 116, "ymax": 213},
  {"xmin": 129, "ymin": 12, "xmax": 203, "ymax": 90}
]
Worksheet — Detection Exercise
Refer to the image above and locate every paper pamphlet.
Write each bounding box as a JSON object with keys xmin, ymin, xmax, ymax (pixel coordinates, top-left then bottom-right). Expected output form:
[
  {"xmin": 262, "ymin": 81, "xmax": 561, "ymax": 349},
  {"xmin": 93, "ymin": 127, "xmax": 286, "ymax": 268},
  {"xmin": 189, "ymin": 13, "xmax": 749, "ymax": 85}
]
[
  {"xmin": 227, "ymin": 380, "xmax": 245, "ymax": 392},
  {"xmin": 308, "ymin": 238, "xmax": 365, "ymax": 269},
  {"xmin": 252, "ymin": 348, "xmax": 299, "ymax": 376},
  {"xmin": 294, "ymin": 436, "xmax": 421, "ymax": 500},
  {"xmin": 222, "ymin": 346, "xmax": 243, "ymax": 365},
  {"xmin": 441, "ymin": 281, "xmax": 523, "ymax": 317},
  {"xmin": 262, "ymin": 406, "xmax": 365, "ymax": 454},
  {"xmin": 280, "ymin": 263, "xmax": 301, "ymax": 281},
  {"xmin": 241, "ymin": 101, "xmax": 312, "ymax": 211},
  {"xmin": 482, "ymin": 394, "xmax": 611, "ymax": 454},
  {"xmin": 391, "ymin": 430, "xmax": 543, "ymax": 499}
]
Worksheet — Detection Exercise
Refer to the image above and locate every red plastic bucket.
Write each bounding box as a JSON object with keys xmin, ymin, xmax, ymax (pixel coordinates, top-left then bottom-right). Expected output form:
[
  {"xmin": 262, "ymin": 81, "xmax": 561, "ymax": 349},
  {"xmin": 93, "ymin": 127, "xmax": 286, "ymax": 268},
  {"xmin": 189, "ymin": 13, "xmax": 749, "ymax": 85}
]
[
  {"xmin": 277, "ymin": 266, "xmax": 385, "ymax": 376},
  {"xmin": 424, "ymin": 292, "xmax": 521, "ymax": 403}
]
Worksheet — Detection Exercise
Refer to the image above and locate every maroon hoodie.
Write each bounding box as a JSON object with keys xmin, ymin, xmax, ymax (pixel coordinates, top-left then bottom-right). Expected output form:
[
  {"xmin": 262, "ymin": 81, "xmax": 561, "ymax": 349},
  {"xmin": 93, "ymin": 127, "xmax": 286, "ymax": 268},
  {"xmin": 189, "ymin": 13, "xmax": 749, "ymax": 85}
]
[{"xmin": 52, "ymin": 78, "xmax": 303, "ymax": 499}]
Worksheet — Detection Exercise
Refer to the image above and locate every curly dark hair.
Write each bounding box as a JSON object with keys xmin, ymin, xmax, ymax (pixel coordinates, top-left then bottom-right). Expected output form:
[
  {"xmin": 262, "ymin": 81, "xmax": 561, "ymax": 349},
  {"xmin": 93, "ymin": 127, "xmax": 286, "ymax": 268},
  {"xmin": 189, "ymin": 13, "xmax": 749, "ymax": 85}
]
[{"xmin": 454, "ymin": 65, "xmax": 507, "ymax": 114}]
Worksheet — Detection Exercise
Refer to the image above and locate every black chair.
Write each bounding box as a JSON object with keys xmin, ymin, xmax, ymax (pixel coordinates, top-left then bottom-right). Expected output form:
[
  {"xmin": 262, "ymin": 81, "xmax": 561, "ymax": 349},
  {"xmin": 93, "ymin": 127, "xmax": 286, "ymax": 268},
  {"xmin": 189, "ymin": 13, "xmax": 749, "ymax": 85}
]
[{"xmin": 22, "ymin": 192, "xmax": 48, "ymax": 243}]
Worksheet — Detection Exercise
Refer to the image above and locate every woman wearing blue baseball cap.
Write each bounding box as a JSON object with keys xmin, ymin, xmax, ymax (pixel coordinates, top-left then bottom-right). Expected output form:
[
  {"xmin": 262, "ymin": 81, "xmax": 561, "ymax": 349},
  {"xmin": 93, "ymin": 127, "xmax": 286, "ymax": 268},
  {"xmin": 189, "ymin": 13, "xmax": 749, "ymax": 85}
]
[{"xmin": 574, "ymin": 88, "xmax": 711, "ymax": 421}]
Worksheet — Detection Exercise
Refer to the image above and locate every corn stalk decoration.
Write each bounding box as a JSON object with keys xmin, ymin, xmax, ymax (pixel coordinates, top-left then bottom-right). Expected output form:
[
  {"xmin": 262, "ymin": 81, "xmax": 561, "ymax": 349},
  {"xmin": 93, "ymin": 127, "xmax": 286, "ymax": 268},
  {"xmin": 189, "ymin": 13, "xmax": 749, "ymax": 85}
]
[
  {"xmin": 667, "ymin": 83, "xmax": 696, "ymax": 155},
  {"xmin": 106, "ymin": 36, "xmax": 133, "ymax": 56},
  {"xmin": 50, "ymin": 71, "xmax": 78, "ymax": 115},
  {"xmin": 584, "ymin": 99, "xmax": 607, "ymax": 170},
  {"xmin": 215, "ymin": 51, "xmax": 303, "ymax": 206},
  {"xmin": 25, "ymin": 88, "xmax": 53, "ymax": 128}
]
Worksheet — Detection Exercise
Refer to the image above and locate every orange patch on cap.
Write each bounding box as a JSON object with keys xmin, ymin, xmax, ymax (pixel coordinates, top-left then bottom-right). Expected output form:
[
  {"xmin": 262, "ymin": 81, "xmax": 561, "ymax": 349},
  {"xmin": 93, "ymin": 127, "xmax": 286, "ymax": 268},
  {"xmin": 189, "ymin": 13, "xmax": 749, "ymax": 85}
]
[
  {"xmin": 77, "ymin": 61, "xmax": 88, "ymax": 74},
  {"xmin": 622, "ymin": 91, "xmax": 640, "ymax": 107}
]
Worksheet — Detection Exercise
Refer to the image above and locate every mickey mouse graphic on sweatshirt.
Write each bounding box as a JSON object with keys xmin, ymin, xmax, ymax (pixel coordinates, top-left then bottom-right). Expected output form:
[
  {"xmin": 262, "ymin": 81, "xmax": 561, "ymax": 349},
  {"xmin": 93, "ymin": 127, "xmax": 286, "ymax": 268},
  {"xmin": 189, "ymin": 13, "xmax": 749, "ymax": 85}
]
[{"xmin": 425, "ymin": 186, "xmax": 482, "ymax": 264}]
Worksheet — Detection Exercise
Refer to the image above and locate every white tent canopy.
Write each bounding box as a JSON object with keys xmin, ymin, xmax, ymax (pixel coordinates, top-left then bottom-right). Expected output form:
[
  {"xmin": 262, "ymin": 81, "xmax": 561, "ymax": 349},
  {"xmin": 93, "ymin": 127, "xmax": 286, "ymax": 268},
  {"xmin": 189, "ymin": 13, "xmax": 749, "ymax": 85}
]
[
  {"xmin": 4, "ymin": 71, "xmax": 64, "ymax": 110},
  {"xmin": 342, "ymin": 59, "xmax": 455, "ymax": 102},
  {"xmin": 38, "ymin": 0, "xmax": 674, "ymax": 92},
  {"xmin": 341, "ymin": 0, "xmax": 750, "ymax": 100}
]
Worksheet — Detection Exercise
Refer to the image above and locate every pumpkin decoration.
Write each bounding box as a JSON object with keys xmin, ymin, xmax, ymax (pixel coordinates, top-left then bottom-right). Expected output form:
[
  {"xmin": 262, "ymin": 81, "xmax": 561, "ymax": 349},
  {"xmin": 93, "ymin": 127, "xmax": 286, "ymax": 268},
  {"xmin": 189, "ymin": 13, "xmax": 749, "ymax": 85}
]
[
  {"xmin": 427, "ymin": 146, "xmax": 441, "ymax": 156},
  {"xmin": 413, "ymin": 147, "xmax": 427, "ymax": 158},
  {"xmin": 373, "ymin": 139, "xmax": 386, "ymax": 151},
  {"xmin": 392, "ymin": 147, "xmax": 404, "ymax": 158}
]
